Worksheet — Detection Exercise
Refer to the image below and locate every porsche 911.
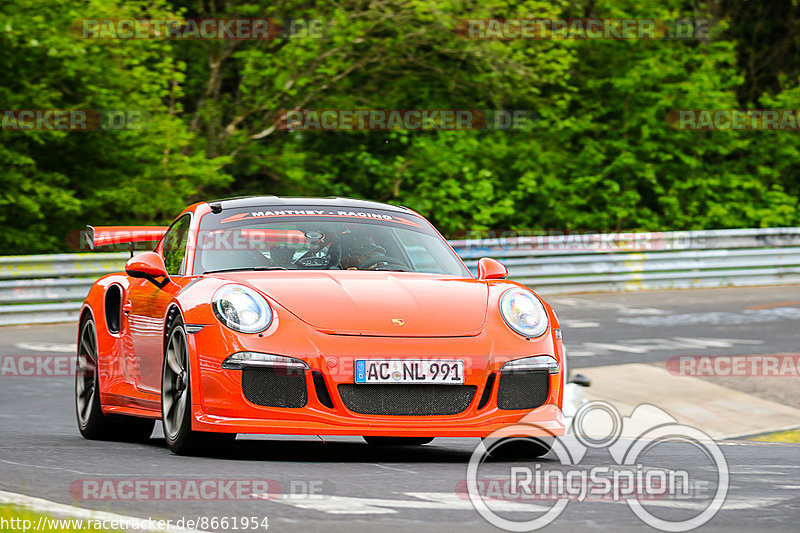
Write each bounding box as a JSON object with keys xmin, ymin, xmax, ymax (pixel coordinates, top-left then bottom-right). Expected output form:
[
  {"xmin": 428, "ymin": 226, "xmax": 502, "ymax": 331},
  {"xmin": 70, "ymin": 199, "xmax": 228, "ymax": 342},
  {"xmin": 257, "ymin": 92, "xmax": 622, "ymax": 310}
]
[{"xmin": 76, "ymin": 197, "xmax": 567, "ymax": 456}]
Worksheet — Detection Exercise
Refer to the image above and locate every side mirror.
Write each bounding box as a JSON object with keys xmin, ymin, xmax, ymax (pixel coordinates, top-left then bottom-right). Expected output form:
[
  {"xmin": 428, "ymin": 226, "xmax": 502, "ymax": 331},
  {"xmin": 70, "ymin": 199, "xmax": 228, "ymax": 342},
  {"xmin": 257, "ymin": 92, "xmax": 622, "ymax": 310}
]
[
  {"xmin": 477, "ymin": 257, "xmax": 508, "ymax": 280},
  {"xmin": 569, "ymin": 373, "xmax": 592, "ymax": 387},
  {"xmin": 125, "ymin": 252, "xmax": 170, "ymax": 289}
]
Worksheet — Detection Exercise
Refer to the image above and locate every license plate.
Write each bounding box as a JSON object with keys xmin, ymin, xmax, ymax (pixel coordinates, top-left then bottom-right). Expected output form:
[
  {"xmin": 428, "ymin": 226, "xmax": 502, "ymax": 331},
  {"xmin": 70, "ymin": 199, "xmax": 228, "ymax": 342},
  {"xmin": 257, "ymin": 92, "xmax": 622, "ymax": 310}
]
[{"xmin": 355, "ymin": 359, "xmax": 464, "ymax": 384}]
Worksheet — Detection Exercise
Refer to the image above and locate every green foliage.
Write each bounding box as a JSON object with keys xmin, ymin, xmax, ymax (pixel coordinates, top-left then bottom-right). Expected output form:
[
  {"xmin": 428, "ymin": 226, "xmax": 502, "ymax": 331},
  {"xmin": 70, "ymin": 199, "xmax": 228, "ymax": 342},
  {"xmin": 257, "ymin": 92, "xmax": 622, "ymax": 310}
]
[
  {"xmin": 1, "ymin": 0, "xmax": 798, "ymax": 254},
  {"xmin": 0, "ymin": 0, "xmax": 230, "ymax": 253}
]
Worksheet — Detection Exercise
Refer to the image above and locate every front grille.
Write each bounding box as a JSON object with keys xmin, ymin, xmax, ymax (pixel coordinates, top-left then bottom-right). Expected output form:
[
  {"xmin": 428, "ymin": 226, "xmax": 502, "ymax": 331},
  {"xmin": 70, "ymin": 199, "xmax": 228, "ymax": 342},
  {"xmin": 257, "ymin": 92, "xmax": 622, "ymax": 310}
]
[
  {"xmin": 338, "ymin": 384, "xmax": 476, "ymax": 416},
  {"xmin": 242, "ymin": 367, "xmax": 307, "ymax": 408},
  {"xmin": 497, "ymin": 371, "xmax": 550, "ymax": 410}
]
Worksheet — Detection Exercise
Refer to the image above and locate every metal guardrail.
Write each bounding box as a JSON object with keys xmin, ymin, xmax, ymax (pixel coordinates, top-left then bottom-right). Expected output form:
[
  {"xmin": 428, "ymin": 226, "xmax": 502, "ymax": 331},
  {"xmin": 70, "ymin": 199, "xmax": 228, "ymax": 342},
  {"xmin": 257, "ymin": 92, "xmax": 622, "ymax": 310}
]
[
  {"xmin": 1, "ymin": 228, "xmax": 800, "ymax": 325},
  {"xmin": 452, "ymin": 228, "xmax": 800, "ymax": 294},
  {"xmin": 0, "ymin": 253, "xmax": 128, "ymax": 326}
]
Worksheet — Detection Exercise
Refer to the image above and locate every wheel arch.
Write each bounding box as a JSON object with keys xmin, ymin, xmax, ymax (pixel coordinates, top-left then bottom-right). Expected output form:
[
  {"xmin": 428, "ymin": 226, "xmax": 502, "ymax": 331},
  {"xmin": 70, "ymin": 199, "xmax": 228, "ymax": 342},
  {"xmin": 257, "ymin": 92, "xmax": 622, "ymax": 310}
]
[
  {"xmin": 163, "ymin": 303, "xmax": 185, "ymax": 354},
  {"xmin": 79, "ymin": 305, "xmax": 94, "ymax": 326}
]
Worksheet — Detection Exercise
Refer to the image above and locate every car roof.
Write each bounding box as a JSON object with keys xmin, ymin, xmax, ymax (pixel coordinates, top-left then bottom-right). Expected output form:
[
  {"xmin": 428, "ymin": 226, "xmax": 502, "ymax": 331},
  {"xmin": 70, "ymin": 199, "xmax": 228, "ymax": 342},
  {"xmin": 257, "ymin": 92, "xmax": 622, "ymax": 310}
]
[{"xmin": 205, "ymin": 196, "xmax": 413, "ymax": 214}]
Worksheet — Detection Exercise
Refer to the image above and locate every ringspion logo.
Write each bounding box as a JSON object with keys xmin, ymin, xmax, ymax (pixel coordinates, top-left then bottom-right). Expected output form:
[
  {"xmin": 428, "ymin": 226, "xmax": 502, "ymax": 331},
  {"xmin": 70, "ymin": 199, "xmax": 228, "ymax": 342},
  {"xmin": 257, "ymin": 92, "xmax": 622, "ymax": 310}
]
[{"xmin": 467, "ymin": 402, "xmax": 729, "ymax": 532}]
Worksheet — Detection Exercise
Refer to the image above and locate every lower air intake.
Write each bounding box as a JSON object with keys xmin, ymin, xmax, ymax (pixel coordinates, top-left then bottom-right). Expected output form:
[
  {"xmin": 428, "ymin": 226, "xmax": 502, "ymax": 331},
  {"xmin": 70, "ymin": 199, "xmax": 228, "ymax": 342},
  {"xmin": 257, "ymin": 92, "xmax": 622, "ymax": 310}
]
[
  {"xmin": 338, "ymin": 384, "xmax": 476, "ymax": 416},
  {"xmin": 242, "ymin": 367, "xmax": 307, "ymax": 408},
  {"xmin": 497, "ymin": 371, "xmax": 550, "ymax": 410}
]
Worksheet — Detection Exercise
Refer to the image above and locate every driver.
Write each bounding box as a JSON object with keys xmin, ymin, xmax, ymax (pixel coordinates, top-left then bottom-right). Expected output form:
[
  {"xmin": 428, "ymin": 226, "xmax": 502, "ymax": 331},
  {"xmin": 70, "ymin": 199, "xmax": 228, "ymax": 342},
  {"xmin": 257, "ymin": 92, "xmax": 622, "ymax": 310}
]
[{"xmin": 339, "ymin": 230, "xmax": 387, "ymax": 270}]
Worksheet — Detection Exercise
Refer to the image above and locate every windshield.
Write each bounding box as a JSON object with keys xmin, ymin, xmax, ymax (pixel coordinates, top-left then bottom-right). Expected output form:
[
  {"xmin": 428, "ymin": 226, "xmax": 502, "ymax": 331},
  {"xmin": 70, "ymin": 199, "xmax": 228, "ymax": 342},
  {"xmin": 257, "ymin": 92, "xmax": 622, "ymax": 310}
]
[{"xmin": 193, "ymin": 206, "xmax": 470, "ymax": 276}]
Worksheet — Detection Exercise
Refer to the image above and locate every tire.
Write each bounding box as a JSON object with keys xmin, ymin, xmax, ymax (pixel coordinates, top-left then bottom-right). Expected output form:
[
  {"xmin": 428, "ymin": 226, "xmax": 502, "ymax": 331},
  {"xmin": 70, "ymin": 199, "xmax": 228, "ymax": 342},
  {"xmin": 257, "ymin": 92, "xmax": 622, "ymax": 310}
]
[
  {"xmin": 161, "ymin": 314, "xmax": 235, "ymax": 455},
  {"xmin": 483, "ymin": 436, "xmax": 554, "ymax": 460},
  {"xmin": 363, "ymin": 437, "xmax": 434, "ymax": 446},
  {"xmin": 75, "ymin": 317, "xmax": 155, "ymax": 442}
]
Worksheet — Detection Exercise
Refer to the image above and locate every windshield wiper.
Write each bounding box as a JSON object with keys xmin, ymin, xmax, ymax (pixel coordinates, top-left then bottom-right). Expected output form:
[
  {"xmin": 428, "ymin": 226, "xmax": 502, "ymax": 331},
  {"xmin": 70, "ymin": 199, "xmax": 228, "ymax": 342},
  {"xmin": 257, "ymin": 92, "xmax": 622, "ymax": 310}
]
[
  {"xmin": 371, "ymin": 267, "xmax": 413, "ymax": 272},
  {"xmin": 203, "ymin": 266, "xmax": 288, "ymax": 274}
]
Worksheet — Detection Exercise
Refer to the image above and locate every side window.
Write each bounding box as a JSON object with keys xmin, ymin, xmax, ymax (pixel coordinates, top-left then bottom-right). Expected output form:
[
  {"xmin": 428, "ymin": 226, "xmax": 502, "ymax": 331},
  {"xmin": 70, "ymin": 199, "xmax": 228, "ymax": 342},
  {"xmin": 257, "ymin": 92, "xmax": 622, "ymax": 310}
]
[{"xmin": 162, "ymin": 214, "xmax": 191, "ymax": 276}]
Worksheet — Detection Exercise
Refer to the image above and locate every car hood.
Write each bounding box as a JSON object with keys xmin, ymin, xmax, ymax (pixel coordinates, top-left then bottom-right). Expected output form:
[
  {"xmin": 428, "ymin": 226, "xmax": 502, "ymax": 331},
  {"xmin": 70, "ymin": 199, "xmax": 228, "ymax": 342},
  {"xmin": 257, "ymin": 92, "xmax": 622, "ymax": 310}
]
[{"xmin": 218, "ymin": 271, "xmax": 488, "ymax": 337}]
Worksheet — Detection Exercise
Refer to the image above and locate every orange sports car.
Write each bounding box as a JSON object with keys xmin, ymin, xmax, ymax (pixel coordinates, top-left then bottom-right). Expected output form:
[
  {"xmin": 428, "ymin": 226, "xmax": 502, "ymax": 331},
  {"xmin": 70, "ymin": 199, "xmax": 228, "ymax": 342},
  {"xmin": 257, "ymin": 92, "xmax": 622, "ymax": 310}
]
[{"xmin": 76, "ymin": 197, "xmax": 566, "ymax": 455}]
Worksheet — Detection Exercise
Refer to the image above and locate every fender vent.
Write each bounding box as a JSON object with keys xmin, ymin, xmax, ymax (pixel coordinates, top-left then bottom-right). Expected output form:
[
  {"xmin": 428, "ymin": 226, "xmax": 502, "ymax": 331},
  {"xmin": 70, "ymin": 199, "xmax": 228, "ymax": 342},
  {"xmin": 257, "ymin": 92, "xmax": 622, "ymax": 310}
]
[{"xmin": 104, "ymin": 284, "xmax": 122, "ymax": 334}]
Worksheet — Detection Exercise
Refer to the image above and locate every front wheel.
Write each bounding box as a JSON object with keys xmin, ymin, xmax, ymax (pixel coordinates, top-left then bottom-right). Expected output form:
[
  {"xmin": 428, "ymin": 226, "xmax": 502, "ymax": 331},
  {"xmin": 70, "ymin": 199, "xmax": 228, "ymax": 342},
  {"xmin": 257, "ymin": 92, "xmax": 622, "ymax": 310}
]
[
  {"xmin": 75, "ymin": 317, "xmax": 154, "ymax": 442},
  {"xmin": 363, "ymin": 437, "xmax": 434, "ymax": 446},
  {"xmin": 161, "ymin": 315, "xmax": 234, "ymax": 455}
]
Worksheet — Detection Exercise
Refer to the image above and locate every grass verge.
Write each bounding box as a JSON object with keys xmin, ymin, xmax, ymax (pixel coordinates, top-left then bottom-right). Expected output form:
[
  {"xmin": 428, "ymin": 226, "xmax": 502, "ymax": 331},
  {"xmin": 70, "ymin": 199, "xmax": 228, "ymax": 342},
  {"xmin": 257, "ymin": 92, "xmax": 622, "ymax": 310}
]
[
  {"xmin": 751, "ymin": 428, "xmax": 800, "ymax": 443},
  {"xmin": 0, "ymin": 504, "xmax": 119, "ymax": 532}
]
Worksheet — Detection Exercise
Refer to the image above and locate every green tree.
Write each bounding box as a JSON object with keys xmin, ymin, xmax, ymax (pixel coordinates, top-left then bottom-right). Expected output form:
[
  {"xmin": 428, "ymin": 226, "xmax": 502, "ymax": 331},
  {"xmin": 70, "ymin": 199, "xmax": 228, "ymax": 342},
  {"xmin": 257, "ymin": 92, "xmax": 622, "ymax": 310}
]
[
  {"xmin": 1, "ymin": 0, "xmax": 799, "ymax": 254},
  {"xmin": 0, "ymin": 0, "xmax": 230, "ymax": 253}
]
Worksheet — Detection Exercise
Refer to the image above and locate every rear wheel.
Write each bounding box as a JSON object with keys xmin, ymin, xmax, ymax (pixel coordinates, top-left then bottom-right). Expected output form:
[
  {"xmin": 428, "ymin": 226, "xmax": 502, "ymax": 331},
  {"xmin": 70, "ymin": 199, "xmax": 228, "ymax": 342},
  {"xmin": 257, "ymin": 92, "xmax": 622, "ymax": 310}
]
[
  {"xmin": 161, "ymin": 315, "xmax": 235, "ymax": 455},
  {"xmin": 75, "ymin": 317, "xmax": 155, "ymax": 442},
  {"xmin": 363, "ymin": 437, "xmax": 434, "ymax": 446},
  {"xmin": 483, "ymin": 436, "xmax": 554, "ymax": 459}
]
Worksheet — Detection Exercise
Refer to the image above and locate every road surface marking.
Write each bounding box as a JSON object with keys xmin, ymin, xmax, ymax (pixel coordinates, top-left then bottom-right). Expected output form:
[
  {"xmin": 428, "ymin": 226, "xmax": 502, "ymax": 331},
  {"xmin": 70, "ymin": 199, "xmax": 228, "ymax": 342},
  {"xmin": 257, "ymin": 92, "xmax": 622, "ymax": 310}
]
[
  {"xmin": 567, "ymin": 337, "xmax": 762, "ymax": 357},
  {"xmin": 14, "ymin": 342, "xmax": 75, "ymax": 353},
  {"xmin": 549, "ymin": 298, "xmax": 666, "ymax": 315},
  {"xmin": 269, "ymin": 491, "xmax": 791, "ymax": 515},
  {"xmin": 266, "ymin": 492, "xmax": 549, "ymax": 514},
  {"xmin": 0, "ymin": 459, "xmax": 113, "ymax": 477},
  {"xmin": 747, "ymin": 300, "xmax": 800, "ymax": 310},
  {"xmin": 561, "ymin": 320, "xmax": 600, "ymax": 329},
  {"xmin": 371, "ymin": 464, "xmax": 417, "ymax": 474},
  {"xmin": 618, "ymin": 307, "xmax": 800, "ymax": 327}
]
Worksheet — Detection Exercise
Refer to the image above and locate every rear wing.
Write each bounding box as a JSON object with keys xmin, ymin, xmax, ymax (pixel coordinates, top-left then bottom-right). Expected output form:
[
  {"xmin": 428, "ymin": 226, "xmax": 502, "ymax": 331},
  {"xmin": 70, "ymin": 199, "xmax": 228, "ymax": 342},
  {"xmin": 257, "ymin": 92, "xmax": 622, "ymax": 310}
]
[{"xmin": 82, "ymin": 225, "xmax": 169, "ymax": 251}]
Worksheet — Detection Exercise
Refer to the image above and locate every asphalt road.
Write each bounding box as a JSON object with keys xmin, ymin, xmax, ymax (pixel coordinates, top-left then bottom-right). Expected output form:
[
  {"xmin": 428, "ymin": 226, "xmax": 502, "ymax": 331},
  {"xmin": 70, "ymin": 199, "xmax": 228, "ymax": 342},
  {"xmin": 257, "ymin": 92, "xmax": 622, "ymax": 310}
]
[
  {"xmin": 548, "ymin": 285, "xmax": 800, "ymax": 367},
  {"xmin": 1, "ymin": 285, "xmax": 799, "ymax": 532}
]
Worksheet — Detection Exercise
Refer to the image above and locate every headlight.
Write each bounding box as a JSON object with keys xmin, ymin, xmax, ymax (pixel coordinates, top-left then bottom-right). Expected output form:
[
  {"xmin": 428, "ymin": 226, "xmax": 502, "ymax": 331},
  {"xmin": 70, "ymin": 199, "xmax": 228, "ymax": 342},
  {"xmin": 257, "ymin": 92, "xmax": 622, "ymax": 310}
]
[
  {"xmin": 212, "ymin": 284, "xmax": 273, "ymax": 334},
  {"xmin": 499, "ymin": 288, "xmax": 549, "ymax": 338}
]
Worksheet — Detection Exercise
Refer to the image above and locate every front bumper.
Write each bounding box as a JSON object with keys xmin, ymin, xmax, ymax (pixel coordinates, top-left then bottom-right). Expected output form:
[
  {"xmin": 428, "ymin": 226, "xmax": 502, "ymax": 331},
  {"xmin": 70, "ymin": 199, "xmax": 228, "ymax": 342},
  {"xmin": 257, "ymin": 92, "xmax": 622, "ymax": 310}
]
[
  {"xmin": 187, "ymin": 322, "xmax": 566, "ymax": 438},
  {"xmin": 193, "ymin": 405, "xmax": 566, "ymax": 437}
]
